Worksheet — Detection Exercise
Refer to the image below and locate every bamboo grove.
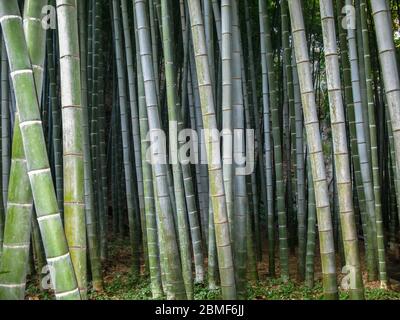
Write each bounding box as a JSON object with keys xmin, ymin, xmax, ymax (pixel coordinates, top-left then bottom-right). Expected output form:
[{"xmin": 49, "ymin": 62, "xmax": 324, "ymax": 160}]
[{"xmin": 0, "ymin": 0, "xmax": 398, "ymax": 301}]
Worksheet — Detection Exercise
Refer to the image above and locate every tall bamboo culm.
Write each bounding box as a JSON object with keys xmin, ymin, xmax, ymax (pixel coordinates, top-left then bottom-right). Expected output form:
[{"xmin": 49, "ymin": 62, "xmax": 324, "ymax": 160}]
[
  {"xmin": 288, "ymin": 0, "xmax": 338, "ymax": 300},
  {"xmin": 0, "ymin": 0, "xmax": 80, "ymax": 300}
]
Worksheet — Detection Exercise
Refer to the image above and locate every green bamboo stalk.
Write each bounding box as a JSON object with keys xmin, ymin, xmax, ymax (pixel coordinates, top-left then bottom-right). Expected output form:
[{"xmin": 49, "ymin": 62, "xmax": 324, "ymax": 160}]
[
  {"xmin": 120, "ymin": 0, "xmax": 148, "ymax": 271},
  {"xmin": 208, "ymin": 197, "xmax": 219, "ymax": 290},
  {"xmin": 288, "ymin": 0, "xmax": 338, "ymax": 299},
  {"xmin": 135, "ymin": 0, "xmax": 186, "ymax": 300},
  {"xmin": 31, "ymin": 209, "xmax": 46, "ymax": 275},
  {"xmin": 177, "ymin": 5, "xmax": 205, "ymax": 284},
  {"xmin": 0, "ymin": 0, "xmax": 47, "ymax": 299},
  {"xmin": 188, "ymin": 46, "xmax": 209, "ymax": 246},
  {"xmin": 370, "ymin": 0, "xmax": 400, "ymax": 289},
  {"xmin": 48, "ymin": 22, "xmax": 63, "ymax": 220},
  {"xmin": 231, "ymin": 0, "xmax": 248, "ymax": 299},
  {"xmin": 262, "ymin": 0, "xmax": 289, "ymax": 281},
  {"xmin": 319, "ymin": 0, "xmax": 364, "ymax": 299},
  {"xmin": 305, "ymin": 151, "xmax": 316, "ymax": 288},
  {"xmin": 241, "ymin": 48, "xmax": 258, "ymax": 282},
  {"xmin": 259, "ymin": 0, "xmax": 275, "ymax": 277},
  {"xmin": 161, "ymin": 0, "xmax": 193, "ymax": 299},
  {"xmin": 134, "ymin": 7, "xmax": 162, "ymax": 296},
  {"xmin": 56, "ymin": 0, "xmax": 87, "ymax": 299},
  {"xmin": 0, "ymin": 0, "xmax": 80, "ymax": 300},
  {"xmin": 112, "ymin": 0, "xmax": 140, "ymax": 277},
  {"xmin": 292, "ymin": 51, "xmax": 307, "ymax": 285},
  {"xmin": 1, "ymin": 40, "xmax": 9, "ymax": 207},
  {"xmin": 221, "ymin": 0, "xmax": 233, "ymax": 237},
  {"xmin": 355, "ymin": 1, "xmax": 371, "ymax": 161},
  {"xmin": 187, "ymin": 0, "xmax": 237, "ymax": 300},
  {"xmin": 360, "ymin": 0, "xmax": 385, "ymax": 288},
  {"xmin": 282, "ymin": 0, "xmax": 305, "ymax": 279},
  {"xmin": 0, "ymin": 116, "xmax": 32, "ymax": 299},
  {"xmin": 336, "ymin": 0, "xmax": 377, "ymax": 280},
  {"xmin": 243, "ymin": 0, "xmax": 264, "ymax": 262},
  {"xmin": 281, "ymin": 0, "xmax": 296, "ymax": 260},
  {"xmin": 345, "ymin": 0, "xmax": 387, "ymax": 287},
  {"xmin": 96, "ymin": 27, "xmax": 109, "ymax": 265},
  {"xmin": 78, "ymin": 0, "xmax": 103, "ymax": 292},
  {"xmin": 148, "ymin": 0, "xmax": 160, "ymax": 105}
]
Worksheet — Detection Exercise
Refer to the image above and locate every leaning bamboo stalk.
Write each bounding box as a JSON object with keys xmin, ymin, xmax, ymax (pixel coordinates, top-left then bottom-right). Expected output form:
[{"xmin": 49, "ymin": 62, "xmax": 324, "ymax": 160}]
[
  {"xmin": 176, "ymin": 3, "xmax": 205, "ymax": 285},
  {"xmin": 0, "ymin": 0, "xmax": 80, "ymax": 300},
  {"xmin": 161, "ymin": 0, "xmax": 193, "ymax": 299},
  {"xmin": 288, "ymin": 0, "xmax": 338, "ymax": 299},
  {"xmin": 0, "ymin": 0, "xmax": 47, "ymax": 300},
  {"xmin": 135, "ymin": 0, "xmax": 186, "ymax": 300},
  {"xmin": 187, "ymin": 0, "xmax": 237, "ymax": 300}
]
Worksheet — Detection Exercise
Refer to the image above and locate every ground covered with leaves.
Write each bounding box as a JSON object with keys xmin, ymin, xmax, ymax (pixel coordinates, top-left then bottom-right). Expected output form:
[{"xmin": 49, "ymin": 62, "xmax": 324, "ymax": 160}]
[{"xmin": 25, "ymin": 239, "xmax": 400, "ymax": 300}]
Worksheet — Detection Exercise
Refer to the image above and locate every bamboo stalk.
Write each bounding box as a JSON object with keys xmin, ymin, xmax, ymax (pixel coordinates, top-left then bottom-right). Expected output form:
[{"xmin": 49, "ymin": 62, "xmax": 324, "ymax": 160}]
[{"xmin": 0, "ymin": 0, "xmax": 80, "ymax": 300}]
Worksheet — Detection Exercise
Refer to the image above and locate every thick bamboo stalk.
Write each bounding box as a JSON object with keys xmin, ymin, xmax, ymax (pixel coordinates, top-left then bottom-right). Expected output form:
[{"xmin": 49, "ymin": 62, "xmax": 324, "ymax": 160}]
[
  {"xmin": 56, "ymin": 0, "xmax": 87, "ymax": 299},
  {"xmin": 135, "ymin": 0, "xmax": 186, "ymax": 300},
  {"xmin": 319, "ymin": 0, "xmax": 364, "ymax": 299},
  {"xmin": 336, "ymin": 0, "xmax": 377, "ymax": 280},
  {"xmin": 0, "ymin": 0, "xmax": 48, "ymax": 300},
  {"xmin": 288, "ymin": 0, "xmax": 338, "ymax": 300},
  {"xmin": 345, "ymin": 0, "xmax": 387, "ymax": 287},
  {"xmin": 370, "ymin": 0, "xmax": 400, "ymax": 289},
  {"xmin": 187, "ymin": 0, "xmax": 237, "ymax": 300},
  {"xmin": 0, "ymin": 0, "xmax": 80, "ymax": 300}
]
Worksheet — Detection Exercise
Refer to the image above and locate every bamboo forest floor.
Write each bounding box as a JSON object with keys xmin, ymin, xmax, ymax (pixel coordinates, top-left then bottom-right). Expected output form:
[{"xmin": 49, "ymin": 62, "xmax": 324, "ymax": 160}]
[{"xmin": 24, "ymin": 237, "xmax": 400, "ymax": 300}]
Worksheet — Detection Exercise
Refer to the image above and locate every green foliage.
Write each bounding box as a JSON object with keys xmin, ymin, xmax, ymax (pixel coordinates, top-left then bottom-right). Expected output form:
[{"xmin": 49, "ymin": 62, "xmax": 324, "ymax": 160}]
[
  {"xmin": 25, "ymin": 279, "xmax": 52, "ymax": 300},
  {"xmin": 25, "ymin": 267, "xmax": 400, "ymax": 300},
  {"xmin": 247, "ymin": 279, "xmax": 323, "ymax": 300},
  {"xmin": 364, "ymin": 288, "xmax": 400, "ymax": 300},
  {"xmin": 89, "ymin": 273, "xmax": 154, "ymax": 300},
  {"xmin": 193, "ymin": 283, "xmax": 222, "ymax": 300}
]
